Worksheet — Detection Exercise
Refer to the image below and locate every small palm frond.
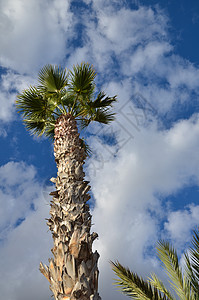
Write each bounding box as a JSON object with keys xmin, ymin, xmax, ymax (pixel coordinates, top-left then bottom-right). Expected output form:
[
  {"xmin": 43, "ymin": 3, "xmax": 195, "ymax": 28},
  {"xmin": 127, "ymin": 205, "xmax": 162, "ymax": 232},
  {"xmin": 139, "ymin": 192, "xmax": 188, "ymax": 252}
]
[
  {"xmin": 16, "ymin": 86, "xmax": 48, "ymax": 119},
  {"xmin": 38, "ymin": 65, "xmax": 68, "ymax": 93},
  {"xmin": 89, "ymin": 92, "xmax": 117, "ymax": 108},
  {"xmin": 23, "ymin": 119, "xmax": 46, "ymax": 136},
  {"xmin": 44, "ymin": 122, "xmax": 55, "ymax": 140},
  {"xmin": 156, "ymin": 241, "xmax": 189, "ymax": 299},
  {"xmin": 78, "ymin": 107, "xmax": 115, "ymax": 124},
  {"xmin": 93, "ymin": 108, "xmax": 115, "ymax": 124},
  {"xmin": 24, "ymin": 119, "xmax": 56, "ymax": 139},
  {"xmin": 79, "ymin": 138, "xmax": 92, "ymax": 157},
  {"xmin": 69, "ymin": 63, "xmax": 96, "ymax": 96},
  {"xmin": 78, "ymin": 118, "xmax": 91, "ymax": 130},
  {"xmin": 76, "ymin": 91, "xmax": 116, "ymax": 127},
  {"xmin": 111, "ymin": 261, "xmax": 168, "ymax": 300},
  {"xmin": 149, "ymin": 273, "xmax": 175, "ymax": 300}
]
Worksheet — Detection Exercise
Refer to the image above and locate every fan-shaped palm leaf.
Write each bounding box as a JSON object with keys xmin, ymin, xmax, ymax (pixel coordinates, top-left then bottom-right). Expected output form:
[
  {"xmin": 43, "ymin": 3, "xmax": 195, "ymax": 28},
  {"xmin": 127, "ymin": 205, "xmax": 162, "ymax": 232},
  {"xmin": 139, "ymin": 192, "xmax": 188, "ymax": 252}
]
[
  {"xmin": 16, "ymin": 86, "xmax": 48, "ymax": 119},
  {"xmin": 89, "ymin": 92, "xmax": 117, "ymax": 108},
  {"xmin": 69, "ymin": 63, "xmax": 96, "ymax": 96},
  {"xmin": 38, "ymin": 65, "xmax": 68, "ymax": 93},
  {"xmin": 23, "ymin": 119, "xmax": 46, "ymax": 136},
  {"xmin": 93, "ymin": 108, "xmax": 115, "ymax": 124}
]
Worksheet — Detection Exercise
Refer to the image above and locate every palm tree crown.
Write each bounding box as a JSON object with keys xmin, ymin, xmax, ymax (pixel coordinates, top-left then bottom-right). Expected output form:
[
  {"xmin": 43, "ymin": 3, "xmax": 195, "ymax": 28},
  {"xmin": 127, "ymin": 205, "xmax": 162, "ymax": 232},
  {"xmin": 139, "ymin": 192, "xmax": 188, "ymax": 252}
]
[{"xmin": 16, "ymin": 63, "xmax": 116, "ymax": 139}]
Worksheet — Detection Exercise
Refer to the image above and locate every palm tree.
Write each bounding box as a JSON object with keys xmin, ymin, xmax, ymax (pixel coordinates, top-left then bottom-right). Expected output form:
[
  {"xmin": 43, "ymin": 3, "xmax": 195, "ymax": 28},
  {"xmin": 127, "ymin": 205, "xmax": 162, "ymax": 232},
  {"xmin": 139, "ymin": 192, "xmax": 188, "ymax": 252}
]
[
  {"xmin": 111, "ymin": 228, "xmax": 199, "ymax": 300},
  {"xmin": 16, "ymin": 63, "xmax": 117, "ymax": 300}
]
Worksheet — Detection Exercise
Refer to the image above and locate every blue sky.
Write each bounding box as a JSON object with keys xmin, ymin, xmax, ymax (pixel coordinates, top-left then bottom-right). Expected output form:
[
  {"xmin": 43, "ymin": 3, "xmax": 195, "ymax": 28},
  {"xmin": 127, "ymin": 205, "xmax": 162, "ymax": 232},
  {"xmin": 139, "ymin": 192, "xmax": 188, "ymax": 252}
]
[{"xmin": 0, "ymin": 0, "xmax": 199, "ymax": 299}]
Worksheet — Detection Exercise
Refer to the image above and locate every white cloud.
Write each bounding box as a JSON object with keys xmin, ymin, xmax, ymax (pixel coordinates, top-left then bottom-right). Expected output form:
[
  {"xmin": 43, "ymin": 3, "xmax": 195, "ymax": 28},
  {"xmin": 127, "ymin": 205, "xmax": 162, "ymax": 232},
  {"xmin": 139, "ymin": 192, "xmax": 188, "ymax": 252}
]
[
  {"xmin": 0, "ymin": 0, "xmax": 73, "ymax": 72},
  {"xmin": 164, "ymin": 204, "xmax": 199, "ymax": 246},
  {"xmin": 166, "ymin": 56, "xmax": 199, "ymax": 89},
  {"xmin": 0, "ymin": 161, "xmax": 52, "ymax": 300},
  {"xmin": 0, "ymin": 161, "xmax": 38, "ymax": 237},
  {"xmin": 97, "ymin": 7, "xmax": 168, "ymax": 52},
  {"xmin": 68, "ymin": 5, "xmax": 169, "ymax": 73},
  {"xmin": 129, "ymin": 41, "xmax": 172, "ymax": 74}
]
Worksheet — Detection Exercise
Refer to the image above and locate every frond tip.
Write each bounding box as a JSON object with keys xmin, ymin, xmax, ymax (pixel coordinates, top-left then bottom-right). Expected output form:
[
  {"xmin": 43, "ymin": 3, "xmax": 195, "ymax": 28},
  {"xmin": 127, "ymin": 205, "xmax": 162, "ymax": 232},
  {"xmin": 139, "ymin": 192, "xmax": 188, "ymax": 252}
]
[{"xmin": 69, "ymin": 62, "xmax": 96, "ymax": 96}]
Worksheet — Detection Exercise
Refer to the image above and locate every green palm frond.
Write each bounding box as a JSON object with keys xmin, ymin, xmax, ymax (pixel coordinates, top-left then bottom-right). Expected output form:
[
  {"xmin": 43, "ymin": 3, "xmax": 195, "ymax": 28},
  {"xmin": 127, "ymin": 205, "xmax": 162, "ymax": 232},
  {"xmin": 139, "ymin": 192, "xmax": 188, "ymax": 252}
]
[
  {"xmin": 190, "ymin": 229, "xmax": 199, "ymax": 283},
  {"xmin": 112, "ymin": 230, "xmax": 199, "ymax": 300},
  {"xmin": 156, "ymin": 241, "xmax": 189, "ymax": 299},
  {"xmin": 77, "ymin": 108, "xmax": 115, "ymax": 124},
  {"xmin": 44, "ymin": 114, "xmax": 56, "ymax": 140},
  {"xmin": 76, "ymin": 92, "xmax": 117, "ymax": 124},
  {"xmin": 44, "ymin": 122, "xmax": 55, "ymax": 140},
  {"xmin": 23, "ymin": 119, "xmax": 46, "ymax": 136},
  {"xmin": 78, "ymin": 118, "xmax": 91, "ymax": 130},
  {"xmin": 69, "ymin": 63, "xmax": 96, "ymax": 96},
  {"xmin": 93, "ymin": 108, "xmax": 115, "ymax": 124},
  {"xmin": 79, "ymin": 138, "xmax": 92, "ymax": 157},
  {"xmin": 184, "ymin": 229, "xmax": 199, "ymax": 296},
  {"xmin": 111, "ymin": 261, "xmax": 168, "ymax": 300},
  {"xmin": 16, "ymin": 86, "xmax": 49, "ymax": 119},
  {"xmin": 89, "ymin": 92, "xmax": 117, "ymax": 108},
  {"xmin": 149, "ymin": 273, "xmax": 175, "ymax": 300},
  {"xmin": 38, "ymin": 64, "xmax": 68, "ymax": 93},
  {"xmin": 184, "ymin": 252, "xmax": 197, "ymax": 295}
]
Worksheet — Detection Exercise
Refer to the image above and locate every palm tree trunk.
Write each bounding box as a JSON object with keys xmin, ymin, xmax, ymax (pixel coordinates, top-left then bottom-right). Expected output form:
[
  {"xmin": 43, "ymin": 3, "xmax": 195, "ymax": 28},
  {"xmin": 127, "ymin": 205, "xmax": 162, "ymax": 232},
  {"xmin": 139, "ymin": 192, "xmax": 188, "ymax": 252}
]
[{"xmin": 40, "ymin": 114, "xmax": 101, "ymax": 300}]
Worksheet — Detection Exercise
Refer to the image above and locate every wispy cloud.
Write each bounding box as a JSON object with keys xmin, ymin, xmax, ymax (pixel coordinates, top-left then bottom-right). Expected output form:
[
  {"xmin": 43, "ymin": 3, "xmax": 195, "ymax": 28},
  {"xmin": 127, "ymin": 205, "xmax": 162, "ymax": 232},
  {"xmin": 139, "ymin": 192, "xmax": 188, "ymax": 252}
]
[
  {"xmin": 164, "ymin": 204, "xmax": 199, "ymax": 247},
  {"xmin": 0, "ymin": 161, "xmax": 52, "ymax": 299},
  {"xmin": 0, "ymin": 0, "xmax": 74, "ymax": 72}
]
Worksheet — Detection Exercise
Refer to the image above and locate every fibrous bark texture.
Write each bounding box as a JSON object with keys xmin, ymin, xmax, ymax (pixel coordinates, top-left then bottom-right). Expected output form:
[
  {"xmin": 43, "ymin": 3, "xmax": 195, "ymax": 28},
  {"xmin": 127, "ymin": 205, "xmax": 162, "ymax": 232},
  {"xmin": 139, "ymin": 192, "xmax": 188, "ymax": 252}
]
[{"xmin": 40, "ymin": 114, "xmax": 101, "ymax": 300}]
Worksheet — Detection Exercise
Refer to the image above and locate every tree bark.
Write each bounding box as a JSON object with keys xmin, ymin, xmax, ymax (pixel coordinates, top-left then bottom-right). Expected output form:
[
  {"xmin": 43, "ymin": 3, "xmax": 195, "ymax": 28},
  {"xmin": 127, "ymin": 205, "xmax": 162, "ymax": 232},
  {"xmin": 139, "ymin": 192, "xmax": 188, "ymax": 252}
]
[{"xmin": 40, "ymin": 114, "xmax": 101, "ymax": 300}]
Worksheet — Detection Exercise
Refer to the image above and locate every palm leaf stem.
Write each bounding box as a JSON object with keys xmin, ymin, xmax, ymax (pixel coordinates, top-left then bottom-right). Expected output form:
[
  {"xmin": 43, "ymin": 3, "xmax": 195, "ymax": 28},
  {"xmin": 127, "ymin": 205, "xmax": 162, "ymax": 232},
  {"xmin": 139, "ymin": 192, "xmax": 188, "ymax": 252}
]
[
  {"xmin": 56, "ymin": 105, "xmax": 65, "ymax": 114},
  {"xmin": 52, "ymin": 110, "xmax": 61, "ymax": 117},
  {"xmin": 61, "ymin": 101, "xmax": 68, "ymax": 114},
  {"xmin": 47, "ymin": 122, "xmax": 56, "ymax": 127},
  {"xmin": 75, "ymin": 111, "xmax": 86, "ymax": 118},
  {"xmin": 70, "ymin": 94, "xmax": 78, "ymax": 114}
]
